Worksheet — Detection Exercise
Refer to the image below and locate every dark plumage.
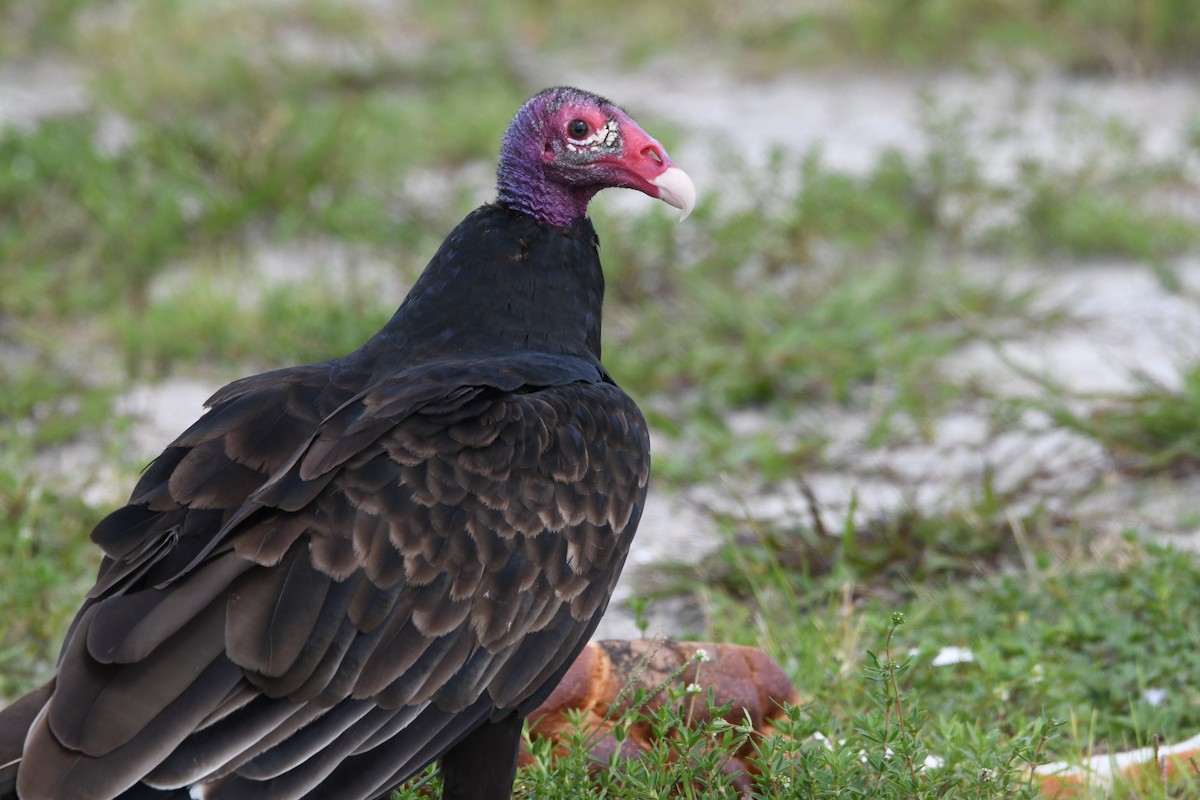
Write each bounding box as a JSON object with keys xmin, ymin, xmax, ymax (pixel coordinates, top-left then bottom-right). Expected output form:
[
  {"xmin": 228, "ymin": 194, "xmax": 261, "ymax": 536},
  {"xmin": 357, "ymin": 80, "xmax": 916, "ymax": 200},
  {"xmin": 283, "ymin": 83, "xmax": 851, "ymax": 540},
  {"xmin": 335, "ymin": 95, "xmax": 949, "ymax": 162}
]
[{"xmin": 0, "ymin": 87, "xmax": 694, "ymax": 800}]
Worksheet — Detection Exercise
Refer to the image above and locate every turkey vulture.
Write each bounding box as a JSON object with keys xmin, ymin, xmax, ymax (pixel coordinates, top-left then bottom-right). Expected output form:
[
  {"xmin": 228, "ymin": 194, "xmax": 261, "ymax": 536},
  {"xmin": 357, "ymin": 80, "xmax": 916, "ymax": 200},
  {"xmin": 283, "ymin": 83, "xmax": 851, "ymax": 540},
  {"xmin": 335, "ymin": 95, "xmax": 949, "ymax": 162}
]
[{"xmin": 0, "ymin": 86, "xmax": 694, "ymax": 800}]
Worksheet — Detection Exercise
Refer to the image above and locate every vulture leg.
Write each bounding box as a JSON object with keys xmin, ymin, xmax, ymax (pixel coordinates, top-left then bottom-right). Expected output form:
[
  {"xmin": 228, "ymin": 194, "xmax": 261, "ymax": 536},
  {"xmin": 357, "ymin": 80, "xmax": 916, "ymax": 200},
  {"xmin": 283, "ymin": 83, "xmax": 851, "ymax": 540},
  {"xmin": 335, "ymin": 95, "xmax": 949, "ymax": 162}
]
[{"xmin": 438, "ymin": 712, "xmax": 523, "ymax": 800}]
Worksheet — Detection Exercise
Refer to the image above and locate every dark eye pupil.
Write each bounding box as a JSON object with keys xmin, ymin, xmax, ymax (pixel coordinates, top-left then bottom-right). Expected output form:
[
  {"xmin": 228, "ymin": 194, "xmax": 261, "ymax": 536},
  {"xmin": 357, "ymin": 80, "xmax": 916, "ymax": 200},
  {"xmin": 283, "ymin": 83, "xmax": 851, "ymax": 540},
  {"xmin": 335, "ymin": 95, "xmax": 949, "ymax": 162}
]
[{"xmin": 568, "ymin": 119, "xmax": 589, "ymax": 138}]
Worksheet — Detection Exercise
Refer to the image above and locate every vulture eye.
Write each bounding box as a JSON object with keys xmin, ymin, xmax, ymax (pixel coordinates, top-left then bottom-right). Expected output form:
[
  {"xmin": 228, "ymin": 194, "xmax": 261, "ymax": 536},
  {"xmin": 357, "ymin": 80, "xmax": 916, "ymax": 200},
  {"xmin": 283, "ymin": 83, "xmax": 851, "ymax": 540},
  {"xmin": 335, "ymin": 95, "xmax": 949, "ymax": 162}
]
[{"xmin": 567, "ymin": 119, "xmax": 590, "ymax": 139}]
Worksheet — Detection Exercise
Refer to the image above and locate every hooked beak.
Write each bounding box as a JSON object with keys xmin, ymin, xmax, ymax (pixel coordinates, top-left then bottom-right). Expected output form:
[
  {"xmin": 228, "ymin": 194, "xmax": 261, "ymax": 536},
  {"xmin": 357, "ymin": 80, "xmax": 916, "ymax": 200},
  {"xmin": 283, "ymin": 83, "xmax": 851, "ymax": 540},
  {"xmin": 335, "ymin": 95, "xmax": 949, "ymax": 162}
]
[
  {"xmin": 606, "ymin": 110, "xmax": 697, "ymax": 222},
  {"xmin": 651, "ymin": 167, "xmax": 696, "ymax": 222}
]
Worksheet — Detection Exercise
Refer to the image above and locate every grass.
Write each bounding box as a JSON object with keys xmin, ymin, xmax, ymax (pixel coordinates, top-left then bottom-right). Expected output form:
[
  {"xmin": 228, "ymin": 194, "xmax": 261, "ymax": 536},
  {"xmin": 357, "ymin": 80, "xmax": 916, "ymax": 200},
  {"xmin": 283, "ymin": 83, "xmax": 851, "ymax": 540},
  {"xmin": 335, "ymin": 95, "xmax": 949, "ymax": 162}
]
[
  {"xmin": 1030, "ymin": 366, "xmax": 1200, "ymax": 476},
  {"xmin": 0, "ymin": 433, "xmax": 105, "ymax": 697},
  {"xmin": 7, "ymin": 0, "xmax": 1200, "ymax": 73},
  {"xmin": 389, "ymin": 616, "xmax": 1058, "ymax": 797},
  {"xmin": 410, "ymin": 0, "xmax": 1200, "ymax": 74},
  {"xmin": 3, "ymin": 1, "xmax": 1200, "ymax": 798},
  {"xmin": 677, "ymin": 521, "xmax": 1200, "ymax": 784},
  {"xmin": 111, "ymin": 275, "xmax": 399, "ymax": 376}
]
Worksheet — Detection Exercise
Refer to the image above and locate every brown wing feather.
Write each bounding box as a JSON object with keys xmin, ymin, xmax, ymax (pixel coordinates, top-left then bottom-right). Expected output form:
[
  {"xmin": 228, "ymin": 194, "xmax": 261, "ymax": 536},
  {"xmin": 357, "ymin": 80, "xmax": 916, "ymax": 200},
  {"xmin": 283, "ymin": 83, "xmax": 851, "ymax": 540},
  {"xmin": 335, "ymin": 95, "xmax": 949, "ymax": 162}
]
[{"xmin": 17, "ymin": 370, "xmax": 648, "ymax": 799}]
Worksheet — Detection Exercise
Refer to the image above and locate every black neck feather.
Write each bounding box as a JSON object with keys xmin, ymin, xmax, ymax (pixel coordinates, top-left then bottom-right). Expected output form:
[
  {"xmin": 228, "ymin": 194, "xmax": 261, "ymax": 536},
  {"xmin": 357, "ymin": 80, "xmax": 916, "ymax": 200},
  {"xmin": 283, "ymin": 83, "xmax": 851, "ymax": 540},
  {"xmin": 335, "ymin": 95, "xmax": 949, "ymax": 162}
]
[{"xmin": 368, "ymin": 205, "xmax": 605, "ymax": 366}]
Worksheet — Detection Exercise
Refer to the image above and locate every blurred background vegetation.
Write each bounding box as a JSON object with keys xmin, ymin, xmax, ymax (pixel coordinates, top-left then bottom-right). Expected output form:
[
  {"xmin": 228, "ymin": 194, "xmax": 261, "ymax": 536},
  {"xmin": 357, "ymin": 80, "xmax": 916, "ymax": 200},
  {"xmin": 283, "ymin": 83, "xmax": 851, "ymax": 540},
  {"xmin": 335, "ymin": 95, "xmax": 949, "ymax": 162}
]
[{"xmin": 3, "ymin": 0, "xmax": 1200, "ymax": 796}]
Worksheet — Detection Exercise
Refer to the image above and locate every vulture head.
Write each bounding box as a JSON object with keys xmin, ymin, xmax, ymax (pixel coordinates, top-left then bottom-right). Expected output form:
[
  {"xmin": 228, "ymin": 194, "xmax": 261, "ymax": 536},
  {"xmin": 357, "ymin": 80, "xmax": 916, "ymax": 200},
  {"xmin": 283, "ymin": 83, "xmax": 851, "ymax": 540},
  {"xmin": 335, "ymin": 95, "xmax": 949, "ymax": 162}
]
[{"xmin": 497, "ymin": 86, "xmax": 696, "ymax": 228}]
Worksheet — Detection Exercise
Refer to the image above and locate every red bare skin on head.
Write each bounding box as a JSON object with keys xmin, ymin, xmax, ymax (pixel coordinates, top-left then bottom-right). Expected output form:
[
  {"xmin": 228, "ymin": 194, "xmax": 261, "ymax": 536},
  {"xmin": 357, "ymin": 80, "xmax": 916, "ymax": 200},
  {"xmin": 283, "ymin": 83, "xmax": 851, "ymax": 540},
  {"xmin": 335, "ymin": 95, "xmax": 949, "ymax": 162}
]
[{"xmin": 497, "ymin": 87, "xmax": 691, "ymax": 228}]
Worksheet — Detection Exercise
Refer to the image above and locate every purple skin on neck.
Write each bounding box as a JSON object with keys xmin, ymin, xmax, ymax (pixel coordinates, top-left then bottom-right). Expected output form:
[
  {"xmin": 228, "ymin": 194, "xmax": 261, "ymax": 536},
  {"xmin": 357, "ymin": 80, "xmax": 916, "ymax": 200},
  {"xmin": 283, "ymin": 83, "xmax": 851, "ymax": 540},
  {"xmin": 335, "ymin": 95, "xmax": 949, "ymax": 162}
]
[{"xmin": 495, "ymin": 89, "xmax": 620, "ymax": 229}]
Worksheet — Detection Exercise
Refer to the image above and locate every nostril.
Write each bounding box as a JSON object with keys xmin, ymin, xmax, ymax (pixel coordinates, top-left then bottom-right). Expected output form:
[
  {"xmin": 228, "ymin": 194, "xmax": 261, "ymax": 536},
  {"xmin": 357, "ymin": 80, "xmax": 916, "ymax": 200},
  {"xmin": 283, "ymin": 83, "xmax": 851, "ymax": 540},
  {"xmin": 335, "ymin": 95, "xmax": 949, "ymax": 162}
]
[{"xmin": 643, "ymin": 146, "xmax": 663, "ymax": 165}]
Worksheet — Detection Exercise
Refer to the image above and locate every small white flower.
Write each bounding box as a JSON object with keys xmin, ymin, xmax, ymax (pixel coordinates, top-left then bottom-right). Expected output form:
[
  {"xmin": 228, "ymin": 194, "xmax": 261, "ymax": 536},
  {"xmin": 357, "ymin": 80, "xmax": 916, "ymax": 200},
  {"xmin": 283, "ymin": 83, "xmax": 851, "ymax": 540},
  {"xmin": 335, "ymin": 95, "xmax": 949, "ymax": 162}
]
[
  {"xmin": 685, "ymin": 682, "xmax": 702, "ymax": 694},
  {"xmin": 1144, "ymin": 688, "xmax": 1167, "ymax": 707},
  {"xmin": 931, "ymin": 646, "xmax": 975, "ymax": 667},
  {"xmin": 694, "ymin": 648, "xmax": 712, "ymax": 663}
]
